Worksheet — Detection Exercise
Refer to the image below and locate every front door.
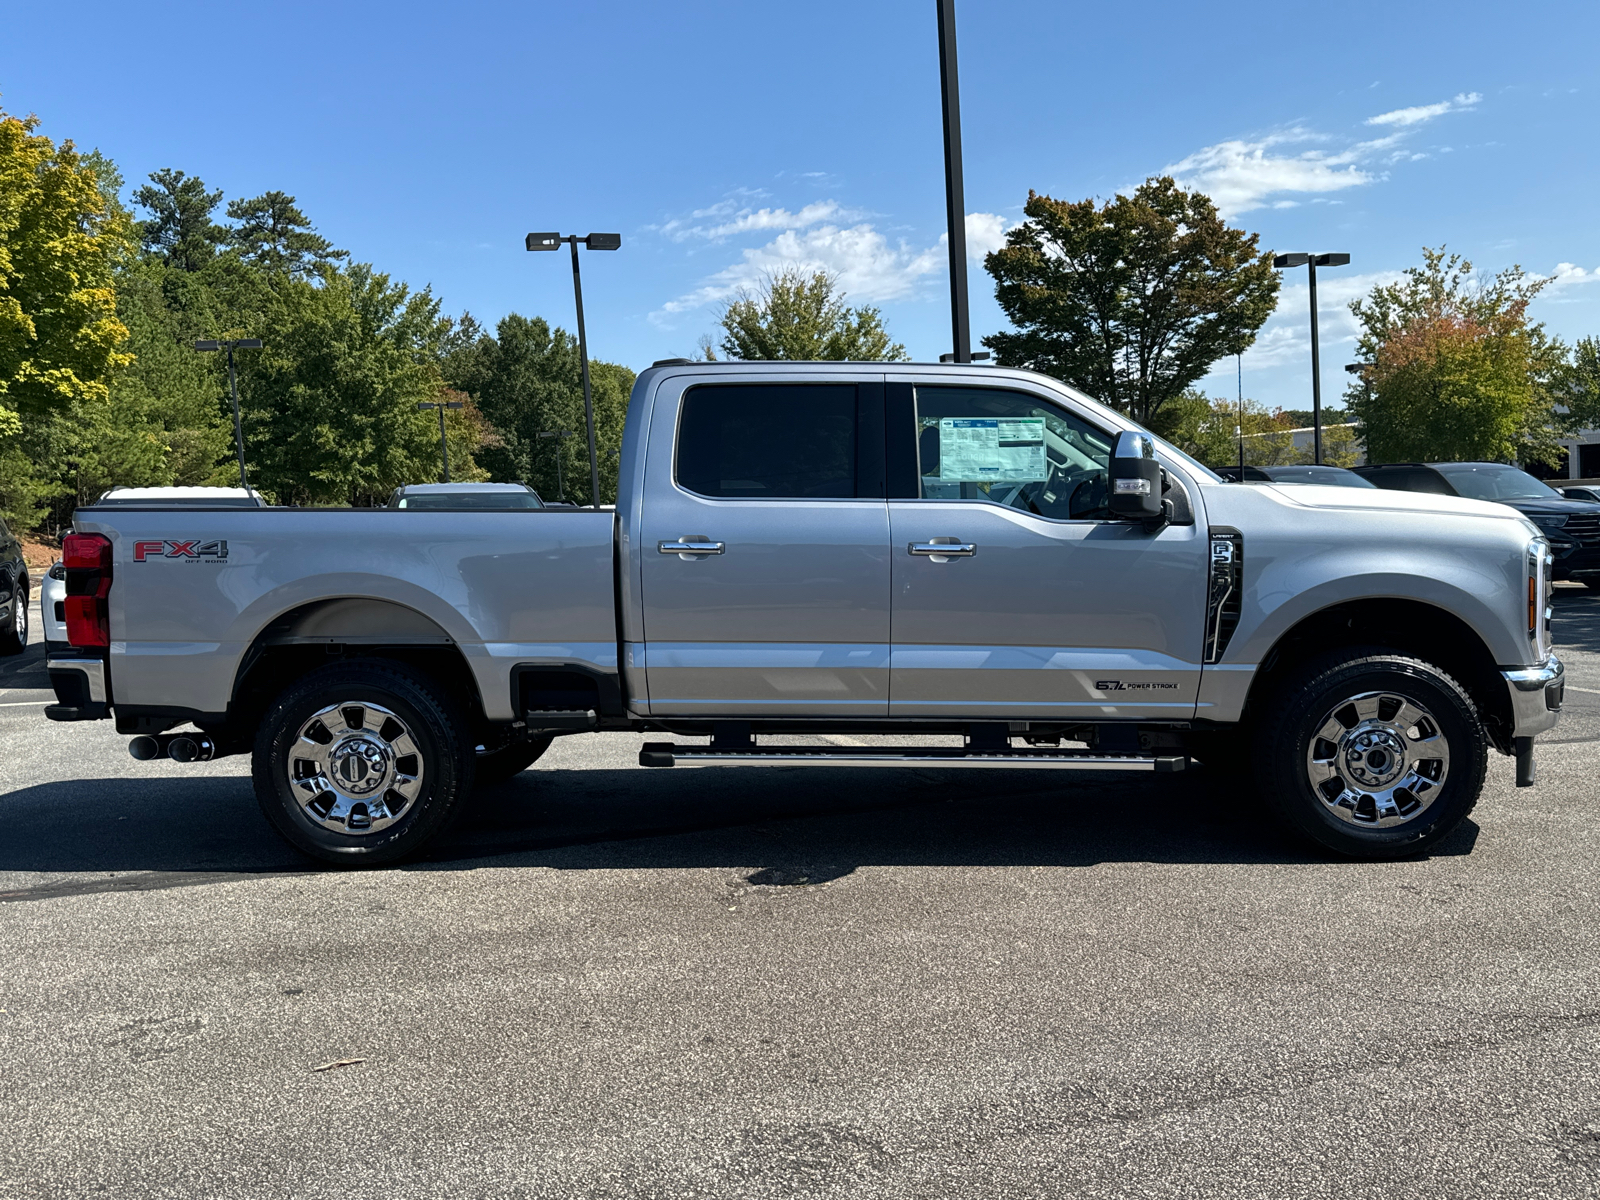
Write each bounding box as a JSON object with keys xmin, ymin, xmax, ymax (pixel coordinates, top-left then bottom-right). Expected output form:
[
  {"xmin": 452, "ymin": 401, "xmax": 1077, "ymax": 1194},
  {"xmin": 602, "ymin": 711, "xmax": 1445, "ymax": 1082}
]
[
  {"xmin": 887, "ymin": 381, "xmax": 1207, "ymax": 721},
  {"xmin": 638, "ymin": 378, "xmax": 891, "ymax": 716}
]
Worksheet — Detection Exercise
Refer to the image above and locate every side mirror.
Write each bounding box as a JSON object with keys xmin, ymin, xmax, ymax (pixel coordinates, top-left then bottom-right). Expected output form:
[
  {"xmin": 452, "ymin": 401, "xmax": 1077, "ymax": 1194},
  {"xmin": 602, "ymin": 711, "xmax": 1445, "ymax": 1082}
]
[{"xmin": 1109, "ymin": 431, "xmax": 1170, "ymax": 532}]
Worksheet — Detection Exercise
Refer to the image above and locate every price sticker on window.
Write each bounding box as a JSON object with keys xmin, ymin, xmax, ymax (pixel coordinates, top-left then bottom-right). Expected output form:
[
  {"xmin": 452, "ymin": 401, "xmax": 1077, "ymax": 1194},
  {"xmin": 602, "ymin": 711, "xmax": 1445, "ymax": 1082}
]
[{"xmin": 937, "ymin": 418, "xmax": 1047, "ymax": 483}]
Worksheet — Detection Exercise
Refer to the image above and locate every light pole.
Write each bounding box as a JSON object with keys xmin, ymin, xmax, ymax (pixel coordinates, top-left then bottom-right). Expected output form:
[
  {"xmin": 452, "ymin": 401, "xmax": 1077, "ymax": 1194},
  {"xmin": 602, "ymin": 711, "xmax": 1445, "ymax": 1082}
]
[
  {"xmin": 525, "ymin": 231, "xmax": 621, "ymax": 509},
  {"xmin": 194, "ymin": 338, "xmax": 262, "ymax": 492},
  {"xmin": 936, "ymin": 0, "xmax": 971, "ymax": 364},
  {"xmin": 417, "ymin": 398, "xmax": 464, "ymax": 482},
  {"xmin": 1272, "ymin": 252, "xmax": 1350, "ymax": 464},
  {"xmin": 538, "ymin": 429, "xmax": 574, "ymax": 502}
]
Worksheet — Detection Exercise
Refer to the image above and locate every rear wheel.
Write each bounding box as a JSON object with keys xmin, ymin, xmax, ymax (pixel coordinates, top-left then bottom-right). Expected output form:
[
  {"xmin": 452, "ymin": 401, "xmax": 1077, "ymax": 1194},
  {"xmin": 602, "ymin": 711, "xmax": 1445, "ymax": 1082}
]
[
  {"xmin": 1257, "ymin": 650, "xmax": 1487, "ymax": 859},
  {"xmin": 0, "ymin": 575, "xmax": 28, "ymax": 656},
  {"xmin": 252, "ymin": 660, "xmax": 473, "ymax": 865}
]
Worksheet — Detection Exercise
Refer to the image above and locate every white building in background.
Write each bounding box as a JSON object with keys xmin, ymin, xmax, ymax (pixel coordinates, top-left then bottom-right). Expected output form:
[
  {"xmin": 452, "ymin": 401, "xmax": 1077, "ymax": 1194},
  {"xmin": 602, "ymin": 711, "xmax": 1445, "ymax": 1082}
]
[{"xmin": 1555, "ymin": 428, "xmax": 1600, "ymax": 480}]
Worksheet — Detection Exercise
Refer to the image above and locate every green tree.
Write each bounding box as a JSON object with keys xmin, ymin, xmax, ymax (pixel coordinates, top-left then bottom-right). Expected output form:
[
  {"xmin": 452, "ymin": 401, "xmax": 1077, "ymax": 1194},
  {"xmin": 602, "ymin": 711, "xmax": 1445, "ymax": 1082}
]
[
  {"xmin": 983, "ymin": 177, "xmax": 1279, "ymax": 426},
  {"xmin": 718, "ymin": 268, "xmax": 908, "ymax": 362},
  {"xmin": 1554, "ymin": 335, "xmax": 1600, "ymax": 437},
  {"xmin": 226, "ymin": 190, "xmax": 349, "ymax": 279},
  {"xmin": 239, "ymin": 264, "xmax": 477, "ymax": 505},
  {"xmin": 1346, "ymin": 248, "xmax": 1561, "ymax": 464},
  {"xmin": 446, "ymin": 313, "xmax": 632, "ymax": 504},
  {"xmin": 133, "ymin": 168, "xmax": 227, "ymax": 273}
]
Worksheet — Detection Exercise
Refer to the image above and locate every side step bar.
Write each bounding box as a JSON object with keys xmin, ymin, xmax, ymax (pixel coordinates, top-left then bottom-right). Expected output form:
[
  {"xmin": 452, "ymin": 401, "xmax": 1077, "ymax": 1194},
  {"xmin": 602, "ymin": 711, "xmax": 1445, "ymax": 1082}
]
[{"xmin": 639, "ymin": 743, "xmax": 1187, "ymax": 772}]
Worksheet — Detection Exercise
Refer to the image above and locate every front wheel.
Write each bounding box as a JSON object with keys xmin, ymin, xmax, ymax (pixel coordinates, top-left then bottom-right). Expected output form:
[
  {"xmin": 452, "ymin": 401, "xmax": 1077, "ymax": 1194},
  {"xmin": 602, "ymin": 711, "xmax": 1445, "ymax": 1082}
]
[
  {"xmin": 0, "ymin": 576, "xmax": 27, "ymax": 656},
  {"xmin": 253, "ymin": 660, "xmax": 474, "ymax": 865},
  {"xmin": 1257, "ymin": 651, "xmax": 1488, "ymax": 859}
]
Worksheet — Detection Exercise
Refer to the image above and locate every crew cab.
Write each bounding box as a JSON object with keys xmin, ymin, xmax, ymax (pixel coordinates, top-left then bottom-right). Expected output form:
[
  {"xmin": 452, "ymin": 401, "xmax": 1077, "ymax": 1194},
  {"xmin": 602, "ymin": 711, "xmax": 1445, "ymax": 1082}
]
[{"xmin": 46, "ymin": 363, "xmax": 1564, "ymax": 864}]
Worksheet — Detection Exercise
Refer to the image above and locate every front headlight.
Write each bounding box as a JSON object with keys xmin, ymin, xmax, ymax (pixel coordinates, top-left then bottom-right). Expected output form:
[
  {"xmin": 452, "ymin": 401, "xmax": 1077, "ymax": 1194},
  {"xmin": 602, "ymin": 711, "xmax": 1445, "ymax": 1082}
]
[
  {"xmin": 1528, "ymin": 539, "xmax": 1554, "ymax": 659},
  {"xmin": 1532, "ymin": 514, "xmax": 1568, "ymax": 530}
]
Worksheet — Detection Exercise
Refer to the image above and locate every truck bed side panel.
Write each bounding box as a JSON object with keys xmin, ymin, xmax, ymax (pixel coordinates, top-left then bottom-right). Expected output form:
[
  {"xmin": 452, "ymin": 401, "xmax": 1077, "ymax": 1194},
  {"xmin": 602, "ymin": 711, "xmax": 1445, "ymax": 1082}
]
[{"xmin": 75, "ymin": 510, "xmax": 617, "ymax": 721}]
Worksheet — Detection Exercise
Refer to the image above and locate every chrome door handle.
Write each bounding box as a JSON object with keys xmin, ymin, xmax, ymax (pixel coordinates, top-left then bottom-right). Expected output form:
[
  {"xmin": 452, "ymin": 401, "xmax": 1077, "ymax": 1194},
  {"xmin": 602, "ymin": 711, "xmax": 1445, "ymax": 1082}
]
[
  {"xmin": 659, "ymin": 539, "xmax": 725, "ymax": 556},
  {"xmin": 908, "ymin": 541, "xmax": 976, "ymax": 557}
]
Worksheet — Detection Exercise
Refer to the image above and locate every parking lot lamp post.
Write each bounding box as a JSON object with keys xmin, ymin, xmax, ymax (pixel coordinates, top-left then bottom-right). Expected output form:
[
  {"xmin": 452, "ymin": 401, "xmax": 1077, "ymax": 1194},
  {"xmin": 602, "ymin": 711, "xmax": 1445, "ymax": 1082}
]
[
  {"xmin": 1272, "ymin": 253, "xmax": 1350, "ymax": 464},
  {"xmin": 417, "ymin": 399, "xmax": 464, "ymax": 482},
  {"xmin": 538, "ymin": 429, "xmax": 574, "ymax": 502},
  {"xmin": 525, "ymin": 232, "xmax": 622, "ymax": 508},
  {"xmin": 194, "ymin": 338, "xmax": 262, "ymax": 491}
]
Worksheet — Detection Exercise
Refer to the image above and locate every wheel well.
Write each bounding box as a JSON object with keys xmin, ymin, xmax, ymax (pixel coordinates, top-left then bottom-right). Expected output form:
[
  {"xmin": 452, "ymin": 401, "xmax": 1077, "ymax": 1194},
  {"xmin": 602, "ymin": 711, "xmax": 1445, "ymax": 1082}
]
[
  {"xmin": 1247, "ymin": 599, "xmax": 1514, "ymax": 753},
  {"xmin": 225, "ymin": 599, "xmax": 488, "ymax": 744}
]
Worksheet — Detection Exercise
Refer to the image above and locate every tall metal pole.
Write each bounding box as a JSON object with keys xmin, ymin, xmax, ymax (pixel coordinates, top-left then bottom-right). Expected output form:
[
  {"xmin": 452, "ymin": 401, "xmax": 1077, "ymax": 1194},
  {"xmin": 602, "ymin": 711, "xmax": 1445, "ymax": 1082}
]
[
  {"xmin": 436, "ymin": 404, "xmax": 451, "ymax": 482},
  {"xmin": 1237, "ymin": 352, "xmax": 1245, "ymax": 476},
  {"xmin": 568, "ymin": 237, "xmax": 602, "ymax": 509},
  {"xmin": 225, "ymin": 342, "xmax": 250, "ymax": 492},
  {"xmin": 1307, "ymin": 260, "xmax": 1323, "ymax": 466},
  {"xmin": 936, "ymin": 0, "xmax": 971, "ymax": 364}
]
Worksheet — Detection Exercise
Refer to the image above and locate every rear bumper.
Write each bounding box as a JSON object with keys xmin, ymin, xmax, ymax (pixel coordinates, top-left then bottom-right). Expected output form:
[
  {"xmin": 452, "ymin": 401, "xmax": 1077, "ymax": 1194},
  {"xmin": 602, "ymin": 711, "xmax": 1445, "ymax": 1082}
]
[
  {"xmin": 1501, "ymin": 655, "xmax": 1563, "ymax": 738},
  {"xmin": 46, "ymin": 655, "xmax": 110, "ymax": 721}
]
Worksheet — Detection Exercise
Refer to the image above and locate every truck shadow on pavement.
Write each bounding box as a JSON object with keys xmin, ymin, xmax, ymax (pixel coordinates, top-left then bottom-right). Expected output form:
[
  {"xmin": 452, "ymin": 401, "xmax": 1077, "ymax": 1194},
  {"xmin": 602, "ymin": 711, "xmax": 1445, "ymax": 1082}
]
[{"xmin": 0, "ymin": 760, "xmax": 1479, "ymax": 899}]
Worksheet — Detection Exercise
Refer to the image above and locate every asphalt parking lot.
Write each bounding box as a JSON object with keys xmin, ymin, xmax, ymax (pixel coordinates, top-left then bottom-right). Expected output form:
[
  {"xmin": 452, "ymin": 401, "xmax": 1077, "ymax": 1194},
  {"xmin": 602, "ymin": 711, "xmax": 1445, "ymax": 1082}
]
[{"xmin": 2, "ymin": 589, "xmax": 1598, "ymax": 1199}]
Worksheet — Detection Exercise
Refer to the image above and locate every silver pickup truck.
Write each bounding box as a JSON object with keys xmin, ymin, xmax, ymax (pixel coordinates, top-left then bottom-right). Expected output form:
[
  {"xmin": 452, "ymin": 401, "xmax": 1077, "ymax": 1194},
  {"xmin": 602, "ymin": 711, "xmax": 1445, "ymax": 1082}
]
[{"xmin": 46, "ymin": 361, "xmax": 1564, "ymax": 864}]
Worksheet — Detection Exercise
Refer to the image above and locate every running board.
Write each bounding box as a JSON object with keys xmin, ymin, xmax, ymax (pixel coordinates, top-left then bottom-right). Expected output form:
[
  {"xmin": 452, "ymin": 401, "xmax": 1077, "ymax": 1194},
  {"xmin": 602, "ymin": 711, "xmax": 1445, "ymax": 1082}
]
[{"xmin": 638, "ymin": 743, "xmax": 1187, "ymax": 771}]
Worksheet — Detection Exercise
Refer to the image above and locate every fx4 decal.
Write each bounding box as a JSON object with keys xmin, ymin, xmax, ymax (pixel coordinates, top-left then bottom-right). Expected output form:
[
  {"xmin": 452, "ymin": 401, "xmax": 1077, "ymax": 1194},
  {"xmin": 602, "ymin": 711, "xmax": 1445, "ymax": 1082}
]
[{"xmin": 133, "ymin": 539, "xmax": 229, "ymax": 563}]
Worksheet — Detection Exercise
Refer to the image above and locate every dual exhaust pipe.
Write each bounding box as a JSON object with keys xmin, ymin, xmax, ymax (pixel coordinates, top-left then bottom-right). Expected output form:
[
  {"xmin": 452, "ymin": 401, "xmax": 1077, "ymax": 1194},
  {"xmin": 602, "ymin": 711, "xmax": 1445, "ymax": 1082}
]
[{"xmin": 128, "ymin": 732, "xmax": 218, "ymax": 763}]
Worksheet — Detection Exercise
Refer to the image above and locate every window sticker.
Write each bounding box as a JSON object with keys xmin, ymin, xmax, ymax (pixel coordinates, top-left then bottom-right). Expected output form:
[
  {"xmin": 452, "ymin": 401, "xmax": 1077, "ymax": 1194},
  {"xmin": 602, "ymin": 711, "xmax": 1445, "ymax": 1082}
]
[{"xmin": 936, "ymin": 417, "xmax": 1047, "ymax": 483}]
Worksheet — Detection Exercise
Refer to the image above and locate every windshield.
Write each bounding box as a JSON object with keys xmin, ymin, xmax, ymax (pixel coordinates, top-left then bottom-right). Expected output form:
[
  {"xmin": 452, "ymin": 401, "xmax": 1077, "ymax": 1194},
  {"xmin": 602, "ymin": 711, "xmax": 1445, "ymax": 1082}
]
[
  {"xmin": 1432, "ymin": 464, "xmax": 1561, "ymax": 502},
  {"xmin": 1261, "ymin": 466, "xmax": 1377, "ymax": 488},
  {"xmin": 396, "ymin": 492, "xmax": 543, "ymax": 510}
]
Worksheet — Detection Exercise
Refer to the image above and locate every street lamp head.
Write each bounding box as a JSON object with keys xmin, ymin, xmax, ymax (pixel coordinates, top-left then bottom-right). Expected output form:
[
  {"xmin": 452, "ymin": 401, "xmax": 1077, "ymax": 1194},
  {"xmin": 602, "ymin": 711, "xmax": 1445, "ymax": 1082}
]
[
  {"xmin": 583, "ymin": 233, "xmax": 622, "ymax": 251},
  {"xmin": 1344, "ymin": 362, "xmax": 1365, "ymax": 375},
  {"xmin": 235, "ymin": 338, "xmax": 263, "ymax": 349},
  {"xmin": 1313, "ymin": 253, "xmax": 1351, "ymax": 268},
  {"xmin": 194, "ymin": 340, "xmax": 220, "ymax": 351},
  {"xmin": 525, "ymin": 232, "xmax": 562, "ymax": 251},
  {"xmin": 445, "ymin": 401, "xmax": 463, "ymax": 409},
  {"xmin": 1273, "ymin": 253, "xmax": 1311, "ymax": 269}
]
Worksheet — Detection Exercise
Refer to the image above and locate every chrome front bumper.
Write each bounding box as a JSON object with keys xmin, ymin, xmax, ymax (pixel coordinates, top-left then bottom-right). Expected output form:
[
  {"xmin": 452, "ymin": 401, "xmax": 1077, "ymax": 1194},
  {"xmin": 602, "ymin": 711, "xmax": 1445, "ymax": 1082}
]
[{"xmin": 1502, "ymin": 655, "xmax": 1564, "ymax": 738}]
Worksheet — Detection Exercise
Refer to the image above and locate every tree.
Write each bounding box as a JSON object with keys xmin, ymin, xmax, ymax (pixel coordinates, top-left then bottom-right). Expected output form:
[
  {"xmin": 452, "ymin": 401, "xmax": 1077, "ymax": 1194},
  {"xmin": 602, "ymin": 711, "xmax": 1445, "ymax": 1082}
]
[
  {"xmin": 447, "ymin": 313, "xmax": 633, "ymax": 504},
  {"xmin": 718, "ymin": 269, "xmax": 908, "ymax": 362},
  {"xmin": 1554, "ymin": 335, "xmax": 1600, "ymax": 436},
  {"xmin": 983, "ymin": 177, "xmax": 1279, "ymax": 426},
  {"xmin": 226, "ymin": 190, "xmax": 348, "ymax": 279},
  {"xmin": 1346, "ymin": 248, "xmax": 1561, "ymax": 464},
  {"xmin": 133, "ymin": 168, "xmax": 227, "ymax": 272}
]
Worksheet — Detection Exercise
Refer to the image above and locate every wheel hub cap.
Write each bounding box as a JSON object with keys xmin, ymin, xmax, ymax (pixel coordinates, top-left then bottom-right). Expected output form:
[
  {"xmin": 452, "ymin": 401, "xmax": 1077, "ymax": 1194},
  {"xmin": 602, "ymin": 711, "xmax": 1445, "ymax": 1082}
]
[
  {"xmin": 287, "ymin": 702, "xmax": 424, "ymax": 835},
  {"xmin": 1305, "ymin": 690, "xmax": 1451, "ymax": 828}
]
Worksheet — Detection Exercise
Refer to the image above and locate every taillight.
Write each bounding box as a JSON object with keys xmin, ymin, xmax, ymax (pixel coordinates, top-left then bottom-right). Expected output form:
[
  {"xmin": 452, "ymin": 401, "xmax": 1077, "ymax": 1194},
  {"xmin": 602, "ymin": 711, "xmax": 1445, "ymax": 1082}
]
[{"xmin": 62, "ymin": 532, "xmax": 112, "ymax": 648}]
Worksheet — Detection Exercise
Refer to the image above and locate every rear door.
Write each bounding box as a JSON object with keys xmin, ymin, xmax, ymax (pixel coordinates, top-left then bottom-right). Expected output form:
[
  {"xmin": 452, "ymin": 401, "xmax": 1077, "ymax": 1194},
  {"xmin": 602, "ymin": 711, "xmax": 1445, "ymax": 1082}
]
[
  {"xmin": 637, "ymin": 375, "xmax": 891, "ymax": 716},
  {"xmin": 885, "ymin": 379, "xmax": 1208, "ymax": 720}
]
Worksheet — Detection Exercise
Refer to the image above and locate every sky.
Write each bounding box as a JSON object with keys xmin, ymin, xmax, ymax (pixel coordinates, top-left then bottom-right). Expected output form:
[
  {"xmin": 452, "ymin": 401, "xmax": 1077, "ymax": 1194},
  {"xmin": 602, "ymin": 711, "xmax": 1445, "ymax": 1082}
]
[{"xmin": 5, "ymin": 0, "xmax": 1599, "ymax": 414}]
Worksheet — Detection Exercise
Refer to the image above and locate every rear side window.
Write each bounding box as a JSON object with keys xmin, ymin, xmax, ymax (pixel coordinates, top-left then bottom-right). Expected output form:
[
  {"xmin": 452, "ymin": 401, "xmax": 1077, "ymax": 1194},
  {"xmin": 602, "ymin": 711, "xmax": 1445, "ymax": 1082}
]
[{"xmin": 676, "ymin": 384, "xmax": 859, "ymax": 499}]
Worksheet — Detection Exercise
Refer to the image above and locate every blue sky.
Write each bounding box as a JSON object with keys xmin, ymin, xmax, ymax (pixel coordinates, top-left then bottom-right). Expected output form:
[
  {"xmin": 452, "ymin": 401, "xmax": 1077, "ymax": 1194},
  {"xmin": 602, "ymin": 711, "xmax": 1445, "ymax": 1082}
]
[{"xmin": 6, "ymin": 0, "xmax": 1598, "ymax": 413}]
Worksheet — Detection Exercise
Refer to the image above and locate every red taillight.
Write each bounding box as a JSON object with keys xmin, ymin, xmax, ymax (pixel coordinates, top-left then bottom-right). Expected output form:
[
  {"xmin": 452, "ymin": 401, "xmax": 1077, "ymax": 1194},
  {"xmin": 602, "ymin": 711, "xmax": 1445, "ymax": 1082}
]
[{"xmin": 62, "ymin": 533, "xmax": 112, "ymax": 648}]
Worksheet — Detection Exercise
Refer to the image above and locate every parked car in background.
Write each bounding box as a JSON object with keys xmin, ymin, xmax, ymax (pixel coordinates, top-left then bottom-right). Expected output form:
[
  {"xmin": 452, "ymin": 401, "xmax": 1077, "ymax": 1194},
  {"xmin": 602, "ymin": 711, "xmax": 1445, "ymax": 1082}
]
[
  {"xmin": 94, "ymin": 486, "xmax": 265, "ymax": 508},
  {"xmin": 0, "ymin": 515, "xmax": 27, "ymax": 655},
  {"xmin": 1559, "ymin": 485, "xmax": 1600, "ymax": 504},
  {"xmin": 42, "ymin": 561, "xmax": 68, "ymax": 656},
  {"xmin": 1214, "ymin": 465, "xmax": 1274, "ymax": 482},
  {"xmin": 1257, "ymin": 465, "xmax": 1377, "ymax": 488},
  {"xmin": 386, "ymin": 483, "xmax": 546, "ymax": 510},
  {"xmin": 1355, "ymin": 462, "xmax": 1600, "ymax": 586}
]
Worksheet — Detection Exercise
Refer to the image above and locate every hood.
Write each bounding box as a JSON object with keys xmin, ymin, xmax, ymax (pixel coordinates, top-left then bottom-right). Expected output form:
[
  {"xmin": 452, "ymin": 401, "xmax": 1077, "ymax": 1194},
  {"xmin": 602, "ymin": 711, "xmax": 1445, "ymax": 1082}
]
[
  {"xmin": 1489, "ymin": 496, "xmax": 1600, "ymax": 517},
  {"xmin": 1262, "ymin": 483, "xmax": 1532, "ymax": 522}
]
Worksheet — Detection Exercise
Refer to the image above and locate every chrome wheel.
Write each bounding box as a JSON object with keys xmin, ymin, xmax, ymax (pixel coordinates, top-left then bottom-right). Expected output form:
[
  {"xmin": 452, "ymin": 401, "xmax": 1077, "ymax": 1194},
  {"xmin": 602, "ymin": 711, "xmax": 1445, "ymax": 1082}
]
[
  {"xmin": 287, "ymin": 701, "xmax": 424, "ymax": 835},
  {"xmin": 1305, "ymin": 690, "xmax": 1450, "ymax": 828}
]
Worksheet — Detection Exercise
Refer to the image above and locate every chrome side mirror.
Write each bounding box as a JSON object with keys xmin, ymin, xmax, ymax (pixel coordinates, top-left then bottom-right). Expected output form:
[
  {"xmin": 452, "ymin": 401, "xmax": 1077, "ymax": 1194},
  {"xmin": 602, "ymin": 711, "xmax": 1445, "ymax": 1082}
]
[{"xmin": 1109, "ymin": 432, "xmax": 1168, "ymax": 530}]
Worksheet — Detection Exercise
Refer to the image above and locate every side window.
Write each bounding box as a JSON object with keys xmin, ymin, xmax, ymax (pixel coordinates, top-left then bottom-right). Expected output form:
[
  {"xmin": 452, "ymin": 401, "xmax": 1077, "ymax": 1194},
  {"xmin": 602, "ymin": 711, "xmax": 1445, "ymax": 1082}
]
[
  {"xmin": 676, "ymin": 384, "xmax": 859, "ymax": 499},
  {"xmin": 913, "ymin": 386, "xmax": 1114, "ymax": 520}
]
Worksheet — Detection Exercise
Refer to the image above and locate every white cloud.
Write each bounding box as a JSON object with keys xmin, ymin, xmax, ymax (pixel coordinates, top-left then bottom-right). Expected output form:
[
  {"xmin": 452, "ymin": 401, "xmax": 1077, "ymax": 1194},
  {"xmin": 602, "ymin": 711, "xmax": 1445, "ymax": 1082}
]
[
  {"xmin": 650, "ymin": 199, "xmax": 862, "ymax": 243},
  {"xmin": 1202, "ymin": 270, "xmax": 1402, "ymax": 375},
  {"xmin": 1165, "ymin": 92, "xmax": 1480, "ymax": 216},
  {"xmin": 1539, "ymin": 262, "xmax": 1600, "ymax": 292},
  {"xmin": 1366, "ymin": 91, "xmax": 1481, "ymax": 128},
  {"xmin": 1164, "ymin": 130, "xmax": 1374, "ymax": 216},
  {"xmin": 649, "ymin": 206, "xmax": 1010, "ymax": 327}
]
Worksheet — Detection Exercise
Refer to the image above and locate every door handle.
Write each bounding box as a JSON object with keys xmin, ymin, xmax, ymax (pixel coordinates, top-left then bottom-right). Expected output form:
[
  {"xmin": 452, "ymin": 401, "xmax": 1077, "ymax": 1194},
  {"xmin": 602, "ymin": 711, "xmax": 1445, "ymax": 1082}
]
[
  {"xmin": 908, "ymin": 541, "xmax": 976, "ymax": 557},
  {"xmin": 659, "ymin": 539, "xmax": 725, "ymax": 556}
]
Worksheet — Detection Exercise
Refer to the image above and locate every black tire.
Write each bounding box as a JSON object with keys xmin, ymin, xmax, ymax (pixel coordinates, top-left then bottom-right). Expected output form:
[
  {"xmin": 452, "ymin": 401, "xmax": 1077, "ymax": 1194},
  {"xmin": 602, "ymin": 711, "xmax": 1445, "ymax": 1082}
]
[
  {"xmin": 474, "ymin": 733, "xmax": 555, "ymax": 788},
  {"xmin": 1256, "ymin": 650, "xmax": 1488, "ymax": 860},
  {"xmin": 0, "ymin": 575, "xmax": 27, "ymax": 656},
  {"xmin": 252, "ymin": 659, "xmax": 474, "ymax": 866}
]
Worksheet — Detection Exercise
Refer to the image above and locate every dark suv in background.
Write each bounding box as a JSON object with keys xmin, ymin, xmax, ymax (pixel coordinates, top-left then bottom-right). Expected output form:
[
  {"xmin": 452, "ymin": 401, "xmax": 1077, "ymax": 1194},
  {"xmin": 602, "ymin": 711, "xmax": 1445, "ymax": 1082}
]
[{"xmin": 1355, "ymin": 462, "xmax": 1600, "ymax": 587}]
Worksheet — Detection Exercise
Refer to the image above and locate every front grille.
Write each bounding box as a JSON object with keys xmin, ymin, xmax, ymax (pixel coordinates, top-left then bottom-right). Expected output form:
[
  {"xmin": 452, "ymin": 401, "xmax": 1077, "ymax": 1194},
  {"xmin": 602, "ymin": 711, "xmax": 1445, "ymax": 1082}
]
[{"xmin": 1564, "ymin": 513, "xmax": 1600, "ymax": 545}]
